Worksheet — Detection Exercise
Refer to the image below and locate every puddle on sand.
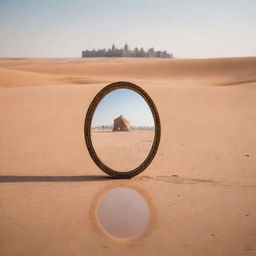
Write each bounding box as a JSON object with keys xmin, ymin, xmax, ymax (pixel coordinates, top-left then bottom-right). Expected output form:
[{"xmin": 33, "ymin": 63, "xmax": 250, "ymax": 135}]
[{"xmin": 96, "ymin": 187, "xmax": 150, "ymax": 239}]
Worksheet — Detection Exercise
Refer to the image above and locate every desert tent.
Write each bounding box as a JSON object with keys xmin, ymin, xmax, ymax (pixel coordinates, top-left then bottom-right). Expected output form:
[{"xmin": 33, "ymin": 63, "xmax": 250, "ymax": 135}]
[{"xmin": 112, "ymin": 115, "xmax": 130, "ymax": 131}]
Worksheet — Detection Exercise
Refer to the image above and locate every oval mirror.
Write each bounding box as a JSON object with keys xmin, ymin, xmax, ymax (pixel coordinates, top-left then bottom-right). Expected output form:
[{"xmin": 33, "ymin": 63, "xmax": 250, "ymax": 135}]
[{"xmin": 84, "ymin": 82, "xmax": 161, "ymax": 178}]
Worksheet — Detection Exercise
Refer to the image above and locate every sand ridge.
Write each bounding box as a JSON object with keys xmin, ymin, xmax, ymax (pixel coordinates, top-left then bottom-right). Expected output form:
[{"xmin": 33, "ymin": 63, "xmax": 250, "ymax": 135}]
[{"xmin": 0, "ymin": 57, "xmax": 255, "ymax": 87}]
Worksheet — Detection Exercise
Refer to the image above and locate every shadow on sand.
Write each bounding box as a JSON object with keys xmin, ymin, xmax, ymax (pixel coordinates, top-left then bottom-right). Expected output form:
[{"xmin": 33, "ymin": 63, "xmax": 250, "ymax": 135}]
[{"xmin": 0, "ymin": 175, "xmax": 113, "ymax": 183}]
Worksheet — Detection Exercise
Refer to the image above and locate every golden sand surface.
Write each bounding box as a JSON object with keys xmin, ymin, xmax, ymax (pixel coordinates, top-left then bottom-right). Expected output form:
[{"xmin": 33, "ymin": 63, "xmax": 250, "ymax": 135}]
[
  {"xmin": 91, "ymin": 130, "xmax": 154, "ymax": 171},
  {"xmin": 0, "ymin": 57, "xmax": 256, "ymax": 256},
  {"xmin": 0, "ymin": 57, "xmax": 255, "ymax": 87}
]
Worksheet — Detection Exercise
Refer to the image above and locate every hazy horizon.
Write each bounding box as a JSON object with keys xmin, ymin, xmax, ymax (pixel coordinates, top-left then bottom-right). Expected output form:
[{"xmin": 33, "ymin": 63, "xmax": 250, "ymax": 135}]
[{"xmin": 0, "ymin": 0, "xmax": 255, "ymax": 58}]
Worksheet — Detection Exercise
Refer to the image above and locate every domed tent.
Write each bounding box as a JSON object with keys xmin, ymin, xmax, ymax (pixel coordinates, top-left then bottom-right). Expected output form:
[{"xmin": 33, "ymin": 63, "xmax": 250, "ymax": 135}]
[{"xmin": 112, "ymin": 115, "xmax": 130, "ymax": 132}]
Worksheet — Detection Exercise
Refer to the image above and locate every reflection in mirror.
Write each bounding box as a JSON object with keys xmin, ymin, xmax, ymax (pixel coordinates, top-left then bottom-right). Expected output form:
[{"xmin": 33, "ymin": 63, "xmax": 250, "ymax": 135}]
[
  {"xmin": 97, "ymin": 187, "xmax": 150, "ymax": 239},
  {"xmin": 91, "ymin": 89, "xmax": 155, "ymax": 171}
]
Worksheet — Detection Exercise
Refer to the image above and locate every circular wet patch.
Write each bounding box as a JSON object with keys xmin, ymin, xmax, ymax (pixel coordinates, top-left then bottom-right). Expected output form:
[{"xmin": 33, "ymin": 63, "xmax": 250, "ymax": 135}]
[{"xmin": 97, "ymin": 187, "xmax": 150, "ymax": 239}]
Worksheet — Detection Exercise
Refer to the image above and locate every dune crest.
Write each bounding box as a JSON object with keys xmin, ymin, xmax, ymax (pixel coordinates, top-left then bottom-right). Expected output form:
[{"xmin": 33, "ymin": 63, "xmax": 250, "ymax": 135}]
[{"xmin": 0, "ymin": 57, "xmax": 255, "ymax": 87}]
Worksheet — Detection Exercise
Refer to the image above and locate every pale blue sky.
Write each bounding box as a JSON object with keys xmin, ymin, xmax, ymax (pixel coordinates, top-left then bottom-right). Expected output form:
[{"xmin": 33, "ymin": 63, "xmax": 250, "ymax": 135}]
[
  {"xmin": 92, "ymin": 89, "xmax": 154, "ymax": 127},
  {"xmin": 0, "ymin": 0, "xmax": 255, "ymax": 58}
]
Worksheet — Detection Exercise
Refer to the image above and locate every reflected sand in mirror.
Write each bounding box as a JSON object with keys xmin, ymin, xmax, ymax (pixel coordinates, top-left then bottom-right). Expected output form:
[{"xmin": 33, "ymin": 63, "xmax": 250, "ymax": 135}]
[
  {"xmin": 91, "ymin": 89, "xmax": 155, "ymax": 171},
  {"xmin": 96, "ymin": 187, "xmax": 150, "ymax": 239}
]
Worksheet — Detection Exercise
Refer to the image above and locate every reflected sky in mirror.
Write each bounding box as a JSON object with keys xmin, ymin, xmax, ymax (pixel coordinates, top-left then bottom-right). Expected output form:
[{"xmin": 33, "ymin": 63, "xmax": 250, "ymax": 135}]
[{"xmin": 92, "ymin": 89, "xmax": 154, "ymax": 129}]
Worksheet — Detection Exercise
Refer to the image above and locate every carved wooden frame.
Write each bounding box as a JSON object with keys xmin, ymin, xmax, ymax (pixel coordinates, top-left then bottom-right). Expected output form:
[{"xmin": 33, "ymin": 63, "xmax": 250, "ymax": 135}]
[{"xmin": 84, "ymin": 81, "xmax": 161, "ymax": 178}]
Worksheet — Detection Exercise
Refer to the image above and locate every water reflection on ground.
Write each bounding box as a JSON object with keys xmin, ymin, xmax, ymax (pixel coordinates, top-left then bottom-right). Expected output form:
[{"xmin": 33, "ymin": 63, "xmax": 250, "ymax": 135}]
[
  {"xmin": 96, "ymin": 187, "xmax": 150, "ymax": 239},
  {"xmin": 1, "ymin": 175, "xmax": 254, "ymax": 255}
]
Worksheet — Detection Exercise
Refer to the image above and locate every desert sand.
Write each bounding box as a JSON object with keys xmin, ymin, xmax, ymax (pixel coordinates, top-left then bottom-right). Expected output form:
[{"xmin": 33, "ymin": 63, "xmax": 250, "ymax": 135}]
[
  {"xmin": 91, "ymin": 130, "xmax": 154, "ymax": 171},
  {"xmin": 0, "ymin": 57, "xmax": 256, "ymax": 256}
]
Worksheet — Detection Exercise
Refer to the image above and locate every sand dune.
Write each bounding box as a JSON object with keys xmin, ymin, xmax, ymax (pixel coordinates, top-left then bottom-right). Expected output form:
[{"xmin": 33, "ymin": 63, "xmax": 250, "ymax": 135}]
[
  {"xmin": 0, "ymin": 57, "xmax": 255, "ymax": 87},
  {"xmin": 0, "ymin": 67, "xmax": 59, "ymax": 87},
  {"xmin": 0, "ymin": 57, "xmax": 256, "ymax": 256}
]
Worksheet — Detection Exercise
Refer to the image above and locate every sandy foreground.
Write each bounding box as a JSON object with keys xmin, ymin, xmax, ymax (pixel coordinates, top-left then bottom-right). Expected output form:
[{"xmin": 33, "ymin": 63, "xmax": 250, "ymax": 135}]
[{"xmin": 0, "ymin": 57, "xmax": 256, "ymax": 256}]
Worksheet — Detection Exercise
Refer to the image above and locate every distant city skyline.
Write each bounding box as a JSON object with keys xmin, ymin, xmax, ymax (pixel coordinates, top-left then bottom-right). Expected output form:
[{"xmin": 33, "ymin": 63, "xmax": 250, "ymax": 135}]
[
  {"xmin": 82, "ymin": 43, "xmax": 173, "ymax": 58},
  {"xmin": 0, "ymin": 0, "xmax": 255, "ymax": 58},
  {"xmin": 92, "ymin": 89, "xmax": 154, "ymax": 128}
]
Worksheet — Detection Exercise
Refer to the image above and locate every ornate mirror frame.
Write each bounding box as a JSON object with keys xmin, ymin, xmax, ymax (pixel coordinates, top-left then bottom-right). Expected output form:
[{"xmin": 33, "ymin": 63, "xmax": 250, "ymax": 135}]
[{"xmin": 84, "ymin": 81, "xmax": 161, "ymax": 178}]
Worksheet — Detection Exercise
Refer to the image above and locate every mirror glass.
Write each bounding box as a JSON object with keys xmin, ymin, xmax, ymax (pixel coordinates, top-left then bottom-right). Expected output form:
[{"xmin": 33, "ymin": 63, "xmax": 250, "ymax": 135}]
[{"xmin": 91, "ymin": 89, "xmax": 155, "ymax": 172}]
